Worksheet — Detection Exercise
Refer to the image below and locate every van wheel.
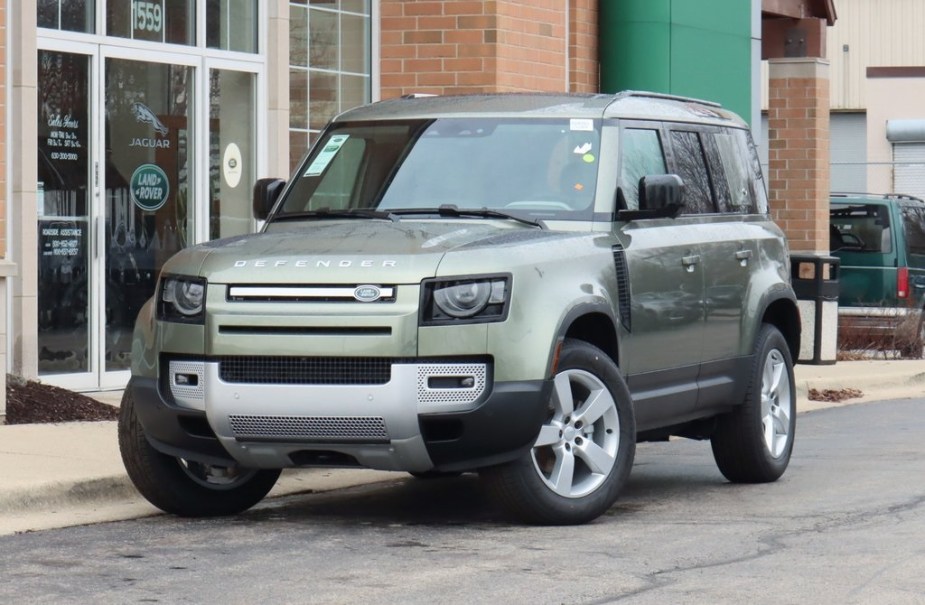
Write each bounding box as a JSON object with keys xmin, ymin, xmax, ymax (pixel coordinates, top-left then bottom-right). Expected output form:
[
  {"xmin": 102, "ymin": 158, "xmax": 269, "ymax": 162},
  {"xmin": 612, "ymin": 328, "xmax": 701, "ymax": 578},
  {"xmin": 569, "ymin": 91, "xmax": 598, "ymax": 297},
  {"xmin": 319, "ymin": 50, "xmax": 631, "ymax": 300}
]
[
  {"xmin": 711, "ymin": 324, "xmax": 795, "ymax": 483},
  {"xmin": 481, "ymin": 340, "xmax": 635, "ymax": 525},
  {"xmin": 118, "ymin": 381, "xmax": 281, "ymax": 517}
]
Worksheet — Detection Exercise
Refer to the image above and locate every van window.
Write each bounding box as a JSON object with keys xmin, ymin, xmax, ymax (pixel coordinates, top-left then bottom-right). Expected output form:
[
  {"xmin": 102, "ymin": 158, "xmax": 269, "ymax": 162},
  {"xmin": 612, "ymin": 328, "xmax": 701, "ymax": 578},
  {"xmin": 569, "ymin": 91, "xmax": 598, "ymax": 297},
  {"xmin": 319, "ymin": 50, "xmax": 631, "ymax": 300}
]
[
  {"xmin": 619, "ymin": 128, "xmax": 666, "ymax": 210},
  {"xmin": 830, "ymin": 204, "xmax": 893, "ymax": 253},
  {"xmin": 670, "ymin": 131, "xmax": 715, "ymax": 214},
  {"xmin": 902, "ymin": 205, "xmax": 925, "ymax": 255}
]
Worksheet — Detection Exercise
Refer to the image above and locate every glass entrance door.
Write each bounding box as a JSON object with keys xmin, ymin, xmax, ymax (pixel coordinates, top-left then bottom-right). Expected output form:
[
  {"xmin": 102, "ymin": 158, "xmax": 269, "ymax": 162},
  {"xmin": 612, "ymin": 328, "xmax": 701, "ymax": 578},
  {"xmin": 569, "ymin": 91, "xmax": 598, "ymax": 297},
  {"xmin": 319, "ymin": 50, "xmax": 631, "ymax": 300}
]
[
  {"xmin": 37, "ymin": 49, "xmax": 93, "ymax": 379},
  {"xmin": 102, "ymin": 56, "xmax": 194, "ymax": 379},
  {"xmin": 36, "ymin": 45, "xmax": 259, "ymax": 391}
]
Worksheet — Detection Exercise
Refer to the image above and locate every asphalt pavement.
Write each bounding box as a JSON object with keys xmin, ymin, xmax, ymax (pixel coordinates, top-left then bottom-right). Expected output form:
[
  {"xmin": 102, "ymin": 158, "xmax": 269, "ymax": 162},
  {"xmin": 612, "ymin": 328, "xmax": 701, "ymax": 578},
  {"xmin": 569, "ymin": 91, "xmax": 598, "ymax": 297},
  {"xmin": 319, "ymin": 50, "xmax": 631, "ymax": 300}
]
[{"xmin": 1, "ymin": 358, "xmax": 922, "ymax": 535}]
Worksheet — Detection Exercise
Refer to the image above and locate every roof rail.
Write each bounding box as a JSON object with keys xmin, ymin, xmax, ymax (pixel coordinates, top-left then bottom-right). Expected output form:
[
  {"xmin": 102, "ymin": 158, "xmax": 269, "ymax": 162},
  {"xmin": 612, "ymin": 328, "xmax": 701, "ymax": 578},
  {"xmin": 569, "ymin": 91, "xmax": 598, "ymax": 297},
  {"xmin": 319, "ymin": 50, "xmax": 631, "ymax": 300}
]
[
  {"xmin": 831, "ymin": 191, "xmax": 925, "ymax": 202},
  {"xmin": 620, "ymin": 90, "xmax": 722, "ymax": 108}
]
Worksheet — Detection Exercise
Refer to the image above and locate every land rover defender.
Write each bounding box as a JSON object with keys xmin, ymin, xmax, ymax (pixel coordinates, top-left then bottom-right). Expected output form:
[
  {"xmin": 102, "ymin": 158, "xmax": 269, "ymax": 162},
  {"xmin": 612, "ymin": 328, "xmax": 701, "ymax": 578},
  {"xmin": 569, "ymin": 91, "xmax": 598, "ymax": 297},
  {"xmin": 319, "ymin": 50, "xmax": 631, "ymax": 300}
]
[{"xmin": 119, "ymin": 92, "xmax": 801, "ymax": 525}]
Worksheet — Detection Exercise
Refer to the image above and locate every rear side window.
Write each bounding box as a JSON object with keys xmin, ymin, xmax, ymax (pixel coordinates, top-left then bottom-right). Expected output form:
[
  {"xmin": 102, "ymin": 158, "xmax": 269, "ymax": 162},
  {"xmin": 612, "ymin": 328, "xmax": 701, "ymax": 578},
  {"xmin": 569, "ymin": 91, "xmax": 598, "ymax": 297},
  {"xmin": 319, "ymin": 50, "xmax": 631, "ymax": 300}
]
[
  {"xmin": 830, "ymin": 204, "xmax": 893, "ymax": 253},
  {"xmin": 669, "ymin": 131, "xmax": 715, "ymax": 214},
  {"xmin": 902, "ymin": 205, "xmax": 925, "ymax": 255},
  {"xmin": 712, "ymin": 130, "xmax": 759, "ymax": 214},
  {"xmin": 619, "ymin": 128, "xmax": 667, "ymax": 210}
]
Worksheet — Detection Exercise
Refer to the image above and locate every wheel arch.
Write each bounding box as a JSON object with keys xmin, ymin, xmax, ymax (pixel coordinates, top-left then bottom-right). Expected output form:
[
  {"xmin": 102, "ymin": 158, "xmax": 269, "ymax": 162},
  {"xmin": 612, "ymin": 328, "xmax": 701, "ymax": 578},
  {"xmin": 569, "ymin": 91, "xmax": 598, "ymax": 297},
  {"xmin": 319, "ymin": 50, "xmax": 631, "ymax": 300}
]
[
  {"xmin": 555, "ymin": 305, "xmax": 620, "ymax": 372},
  {"xmin": 761, "ymin": 295, "xmax": 801, "ymax": 361}
]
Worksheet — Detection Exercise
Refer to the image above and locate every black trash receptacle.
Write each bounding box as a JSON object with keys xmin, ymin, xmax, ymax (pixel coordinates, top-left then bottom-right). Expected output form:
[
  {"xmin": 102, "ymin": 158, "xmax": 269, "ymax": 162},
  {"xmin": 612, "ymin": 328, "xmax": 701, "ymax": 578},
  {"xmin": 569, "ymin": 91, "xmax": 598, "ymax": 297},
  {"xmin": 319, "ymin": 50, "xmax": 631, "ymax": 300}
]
[{"xmin": 790, "ymin": 254, "xmax": 840, "ymax": 365}]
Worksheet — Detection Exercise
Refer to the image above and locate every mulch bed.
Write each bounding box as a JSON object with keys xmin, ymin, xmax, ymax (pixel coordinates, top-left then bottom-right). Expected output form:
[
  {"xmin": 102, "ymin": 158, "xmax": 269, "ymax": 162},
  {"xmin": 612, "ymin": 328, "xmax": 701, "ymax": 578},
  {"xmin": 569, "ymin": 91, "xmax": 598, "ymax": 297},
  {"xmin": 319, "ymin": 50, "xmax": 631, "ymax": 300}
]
[
  {"xmin": 4, "ymin": 376, "xmax": 119, "ymax": 424},
  {"xmin": 807, "ymin": 387, "xmax": 863, "ymax": 402}
]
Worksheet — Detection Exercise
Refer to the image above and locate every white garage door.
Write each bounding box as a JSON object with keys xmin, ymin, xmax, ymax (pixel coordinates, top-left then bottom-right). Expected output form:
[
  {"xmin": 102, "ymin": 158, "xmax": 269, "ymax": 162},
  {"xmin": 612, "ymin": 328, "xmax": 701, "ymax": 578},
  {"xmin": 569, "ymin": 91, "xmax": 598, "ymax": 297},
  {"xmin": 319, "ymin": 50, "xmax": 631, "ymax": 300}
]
[{"xmin": 894, "ymin": 143, "xmax": 925, "ymax": 199}]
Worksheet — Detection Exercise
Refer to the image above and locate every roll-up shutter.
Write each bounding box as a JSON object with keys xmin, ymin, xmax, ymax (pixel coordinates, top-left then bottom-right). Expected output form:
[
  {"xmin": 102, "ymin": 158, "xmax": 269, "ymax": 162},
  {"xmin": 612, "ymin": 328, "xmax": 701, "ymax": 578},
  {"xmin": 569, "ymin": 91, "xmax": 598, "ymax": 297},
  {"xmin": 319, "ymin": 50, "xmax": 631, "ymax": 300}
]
[{"xmin": 893, "ymin": 143, "xmax": 925, "ymax": 199}]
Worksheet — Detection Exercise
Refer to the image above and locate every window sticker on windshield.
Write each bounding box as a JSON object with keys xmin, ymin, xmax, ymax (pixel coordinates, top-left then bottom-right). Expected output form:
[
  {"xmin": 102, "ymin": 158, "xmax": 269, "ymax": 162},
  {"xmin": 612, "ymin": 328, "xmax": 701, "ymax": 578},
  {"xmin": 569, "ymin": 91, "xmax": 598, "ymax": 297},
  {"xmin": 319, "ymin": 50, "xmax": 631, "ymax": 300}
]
[
  {"xmin": 304, "ymin": 134, "xmax": 350, "ymax": 177},
  {"xmin": 570, "ymin": 118, "xmax": 594, "ymax": 132},
  {"xmin": 573, "ymin": 142, "xmax": 592, "ymax": 155}
]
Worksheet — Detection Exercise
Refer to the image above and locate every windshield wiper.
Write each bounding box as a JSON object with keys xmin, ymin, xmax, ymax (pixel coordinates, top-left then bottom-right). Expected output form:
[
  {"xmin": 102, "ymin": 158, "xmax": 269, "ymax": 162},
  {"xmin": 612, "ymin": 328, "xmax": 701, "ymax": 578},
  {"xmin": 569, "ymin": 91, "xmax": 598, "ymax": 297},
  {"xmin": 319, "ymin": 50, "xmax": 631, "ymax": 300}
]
[
  {"xmin": 270, "ymin": 208, "xmax": 399, "ymax": 223},
  {"xmin": 389, "ymin": 205, "xmax": 546, "ymax": 229}
]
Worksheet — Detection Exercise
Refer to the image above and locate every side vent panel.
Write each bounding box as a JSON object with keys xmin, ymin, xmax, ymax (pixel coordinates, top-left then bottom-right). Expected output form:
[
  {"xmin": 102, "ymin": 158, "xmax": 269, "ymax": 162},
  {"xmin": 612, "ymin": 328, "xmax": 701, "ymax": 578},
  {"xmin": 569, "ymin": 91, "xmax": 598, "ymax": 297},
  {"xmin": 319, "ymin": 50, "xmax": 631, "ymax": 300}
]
[{"xmin": 612, "ymin": 245, "xmax": 631, "ymax": 332}]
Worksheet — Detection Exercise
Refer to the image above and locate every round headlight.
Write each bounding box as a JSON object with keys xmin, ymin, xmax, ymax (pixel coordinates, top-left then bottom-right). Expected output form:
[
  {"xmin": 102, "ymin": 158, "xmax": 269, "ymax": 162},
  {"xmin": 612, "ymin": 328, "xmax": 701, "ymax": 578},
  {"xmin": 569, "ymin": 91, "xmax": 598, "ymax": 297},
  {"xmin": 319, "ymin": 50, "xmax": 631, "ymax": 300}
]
[
  {"xmin": 433, "ymin": 282, "xmax": 491, "ymax": 318},
  {"xmin": 163, "ymin": 278, "xmax": 205, "ymax": 316}
]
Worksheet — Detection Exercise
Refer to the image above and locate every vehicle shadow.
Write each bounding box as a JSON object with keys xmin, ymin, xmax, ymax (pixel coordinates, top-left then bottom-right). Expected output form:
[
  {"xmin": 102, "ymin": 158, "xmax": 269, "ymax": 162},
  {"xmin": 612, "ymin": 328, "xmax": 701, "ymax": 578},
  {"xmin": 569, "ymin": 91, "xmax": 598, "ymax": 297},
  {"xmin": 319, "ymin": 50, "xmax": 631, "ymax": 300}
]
[{"xmin": 240, "ymin": 443, "xmax": 730, "ymax": 527}]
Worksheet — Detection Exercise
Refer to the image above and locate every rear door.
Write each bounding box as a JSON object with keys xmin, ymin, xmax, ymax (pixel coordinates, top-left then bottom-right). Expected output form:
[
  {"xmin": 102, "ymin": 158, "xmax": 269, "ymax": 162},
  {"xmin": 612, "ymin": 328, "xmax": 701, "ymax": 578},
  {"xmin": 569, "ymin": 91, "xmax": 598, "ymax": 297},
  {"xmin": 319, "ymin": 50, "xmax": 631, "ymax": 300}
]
[{"xmin": 830, "ymin": 200, "xmax": 898, "ymax": 307}]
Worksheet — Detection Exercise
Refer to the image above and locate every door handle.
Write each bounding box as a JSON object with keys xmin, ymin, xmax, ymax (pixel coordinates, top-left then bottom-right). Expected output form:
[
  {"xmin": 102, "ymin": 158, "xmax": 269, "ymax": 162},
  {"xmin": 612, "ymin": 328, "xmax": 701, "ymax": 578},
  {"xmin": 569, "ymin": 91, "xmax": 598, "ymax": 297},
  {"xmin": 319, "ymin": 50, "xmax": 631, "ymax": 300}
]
[
  {"xmin": 735, "ymin": 249, "xmax": 753, "ymax": 266},
  {"xmin": 681, "ymin": 255, "xmax": 701, "ymax": 272}
]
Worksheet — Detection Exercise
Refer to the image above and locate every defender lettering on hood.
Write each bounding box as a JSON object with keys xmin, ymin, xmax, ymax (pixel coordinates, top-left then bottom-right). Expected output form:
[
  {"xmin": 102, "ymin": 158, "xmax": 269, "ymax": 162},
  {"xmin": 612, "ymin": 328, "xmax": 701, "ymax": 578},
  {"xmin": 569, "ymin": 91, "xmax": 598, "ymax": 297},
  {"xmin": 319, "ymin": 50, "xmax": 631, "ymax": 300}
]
[{"xmin": 232, "ymin": 259, "xmax": 398, "ymax": 268}]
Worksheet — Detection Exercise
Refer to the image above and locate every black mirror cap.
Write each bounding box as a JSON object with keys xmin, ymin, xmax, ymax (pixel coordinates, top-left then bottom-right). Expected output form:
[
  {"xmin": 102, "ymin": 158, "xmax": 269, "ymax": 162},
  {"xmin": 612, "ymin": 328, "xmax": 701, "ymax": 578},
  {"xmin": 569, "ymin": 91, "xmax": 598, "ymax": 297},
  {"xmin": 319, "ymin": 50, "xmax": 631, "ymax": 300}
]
[
  {"xmin": 618, "ymin": 174, "xmax": 685, "ymax": 221},
  {"xmin": 252, "ymin": 178, "xmax": 287, "ymax": 220}
]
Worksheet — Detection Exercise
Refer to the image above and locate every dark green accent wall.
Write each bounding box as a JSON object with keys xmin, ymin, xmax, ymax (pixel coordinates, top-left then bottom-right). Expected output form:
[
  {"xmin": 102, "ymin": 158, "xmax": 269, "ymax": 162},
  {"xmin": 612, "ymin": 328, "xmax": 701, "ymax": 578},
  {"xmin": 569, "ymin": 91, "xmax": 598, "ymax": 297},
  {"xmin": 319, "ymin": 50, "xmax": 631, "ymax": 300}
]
[{"xmin": 600, "ymin": 0, "xmax": 751, "ymax": 122}]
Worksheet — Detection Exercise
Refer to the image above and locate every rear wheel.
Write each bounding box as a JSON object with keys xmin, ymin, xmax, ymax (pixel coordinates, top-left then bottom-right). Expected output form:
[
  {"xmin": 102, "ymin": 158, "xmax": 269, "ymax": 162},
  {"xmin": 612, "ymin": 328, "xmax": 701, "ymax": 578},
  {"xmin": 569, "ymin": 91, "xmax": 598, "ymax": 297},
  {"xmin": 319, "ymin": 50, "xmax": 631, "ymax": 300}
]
[
  {"xmin": 481, "ymin": 340, "xmax": 635, "ymax": 525},
  {"xmin": 711, "ymin": 324, "xmax": 795, "ymax": 483},
  {"xmin": 118, "ymin": 381, "xmax": 280, "ymax": 516}
]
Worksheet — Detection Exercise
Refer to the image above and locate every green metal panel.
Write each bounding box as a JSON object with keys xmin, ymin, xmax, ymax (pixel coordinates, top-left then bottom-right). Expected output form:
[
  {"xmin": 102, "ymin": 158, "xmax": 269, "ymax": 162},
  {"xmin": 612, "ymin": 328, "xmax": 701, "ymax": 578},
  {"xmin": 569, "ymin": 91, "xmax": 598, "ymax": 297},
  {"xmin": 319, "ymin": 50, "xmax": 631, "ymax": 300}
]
[{"xmin": 600, "ymin": 0, "xmax": 752, "ymax": 123}]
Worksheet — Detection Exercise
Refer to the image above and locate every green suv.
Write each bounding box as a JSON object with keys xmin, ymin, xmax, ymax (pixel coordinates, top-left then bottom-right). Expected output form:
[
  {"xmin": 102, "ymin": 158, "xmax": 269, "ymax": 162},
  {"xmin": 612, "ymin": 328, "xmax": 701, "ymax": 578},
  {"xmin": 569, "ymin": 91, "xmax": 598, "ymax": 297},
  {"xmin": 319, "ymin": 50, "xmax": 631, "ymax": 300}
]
[
  {"xmin": 830, "ymin": 193, "xmax": 925, "ymax": 357},
  {"xmin": 119, "ymin": 92, "xmax": 802, "ymax": 525}
]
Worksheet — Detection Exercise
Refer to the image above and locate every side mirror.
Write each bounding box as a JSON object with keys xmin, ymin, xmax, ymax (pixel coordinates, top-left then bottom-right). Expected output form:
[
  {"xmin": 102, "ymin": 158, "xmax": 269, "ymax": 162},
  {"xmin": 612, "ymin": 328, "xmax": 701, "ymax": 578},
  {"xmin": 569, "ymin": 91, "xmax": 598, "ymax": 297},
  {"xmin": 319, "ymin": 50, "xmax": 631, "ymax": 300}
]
[
  {"xmin": 252, "ymin": 178, "xmax": 286, "ymax": 220},
  {"xmin": 639, "ymin": 174, "xmax": 684, "ymax": 219}
]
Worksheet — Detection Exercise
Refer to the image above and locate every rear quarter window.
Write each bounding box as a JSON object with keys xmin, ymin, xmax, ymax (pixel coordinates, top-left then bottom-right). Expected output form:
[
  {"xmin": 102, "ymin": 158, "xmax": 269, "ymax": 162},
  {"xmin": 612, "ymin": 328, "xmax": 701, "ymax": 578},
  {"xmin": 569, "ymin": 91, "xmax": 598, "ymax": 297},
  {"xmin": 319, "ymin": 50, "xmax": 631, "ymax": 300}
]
[
  {"xmin": 902, "ymin": 205, "xmax": 925, "ymax": 255},
  {"xmin": 830, "ymin": 203, "xmax": 893, "ymax": 253}
]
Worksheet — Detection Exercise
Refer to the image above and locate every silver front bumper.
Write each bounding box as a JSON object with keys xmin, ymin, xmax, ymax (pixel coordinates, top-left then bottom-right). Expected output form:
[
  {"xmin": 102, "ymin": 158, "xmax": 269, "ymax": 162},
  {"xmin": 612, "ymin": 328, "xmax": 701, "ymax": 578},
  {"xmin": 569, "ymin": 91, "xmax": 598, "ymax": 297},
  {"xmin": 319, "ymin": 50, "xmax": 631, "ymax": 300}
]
[{"xmin": 168, "ymin": 360, "xmax": 488, "ymax": 471}]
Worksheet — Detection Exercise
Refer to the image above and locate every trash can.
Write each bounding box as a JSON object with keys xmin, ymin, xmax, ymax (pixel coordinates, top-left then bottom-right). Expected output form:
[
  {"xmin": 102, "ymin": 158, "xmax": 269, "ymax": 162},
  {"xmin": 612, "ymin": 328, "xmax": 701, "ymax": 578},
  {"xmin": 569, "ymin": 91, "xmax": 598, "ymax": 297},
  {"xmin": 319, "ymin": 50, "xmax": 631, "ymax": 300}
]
[{"xmin": 790, "ymin": 254, "xmax": 840, "ymax": 365}]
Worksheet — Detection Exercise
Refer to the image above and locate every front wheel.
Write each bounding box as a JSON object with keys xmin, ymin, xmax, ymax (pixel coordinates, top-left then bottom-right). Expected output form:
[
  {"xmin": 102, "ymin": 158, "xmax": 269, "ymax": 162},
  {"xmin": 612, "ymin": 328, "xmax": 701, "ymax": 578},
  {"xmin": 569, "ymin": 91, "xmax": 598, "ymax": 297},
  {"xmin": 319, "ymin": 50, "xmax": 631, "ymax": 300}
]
[
  {"xmin": 481, "ymin": 340, "xmax": 635, "ymax": 525},
  {"xmin": 118, "ymin": 381, "xmax": 281, "ymax": 517},
  {"xmin": 711, "ymin": 324, "xmax": 796, "ymax": 483}
]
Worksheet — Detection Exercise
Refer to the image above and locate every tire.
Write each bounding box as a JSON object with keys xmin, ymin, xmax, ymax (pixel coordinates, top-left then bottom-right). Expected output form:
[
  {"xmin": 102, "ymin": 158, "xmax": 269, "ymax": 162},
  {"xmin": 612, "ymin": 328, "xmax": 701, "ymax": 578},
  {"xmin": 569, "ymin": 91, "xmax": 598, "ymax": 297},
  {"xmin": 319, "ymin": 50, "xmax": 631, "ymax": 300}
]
[
  {"xmin": 480, "ymin": 340, "xmax": 635, "ymax": 525},
  {"xmin": 118, "ymin": 381, "xmax": 281, "ymax": 517},
  {"xmin": 711, "ymin": 324, "xmax": 796, "ymax": 483}
]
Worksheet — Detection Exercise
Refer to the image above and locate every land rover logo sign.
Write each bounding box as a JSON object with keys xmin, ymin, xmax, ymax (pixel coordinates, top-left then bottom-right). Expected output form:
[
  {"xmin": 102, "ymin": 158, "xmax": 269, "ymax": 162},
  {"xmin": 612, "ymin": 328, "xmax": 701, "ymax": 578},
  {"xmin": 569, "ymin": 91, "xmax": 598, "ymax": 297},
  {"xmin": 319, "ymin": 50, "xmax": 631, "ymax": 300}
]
[
  {"xmin": 354, "ymin": 285, "xmax": 382, "ymax": 302},
  {"xmin": 130, "ymin": 164, "xmax": 170, "ymax": 212}
]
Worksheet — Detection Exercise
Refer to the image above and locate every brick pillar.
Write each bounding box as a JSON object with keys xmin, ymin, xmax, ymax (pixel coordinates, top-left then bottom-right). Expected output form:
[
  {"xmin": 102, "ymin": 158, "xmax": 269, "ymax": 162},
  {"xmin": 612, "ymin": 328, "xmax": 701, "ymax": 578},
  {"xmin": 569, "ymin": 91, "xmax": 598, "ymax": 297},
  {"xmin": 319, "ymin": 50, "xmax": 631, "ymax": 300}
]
[
  {"xmin": 767, "ymin": 58, "xmax": 831, "ymax": 255},
  {"xmin": 380, "ymin": 0, "xmax": 570, "ymax": 98},
  {"xmin": 569, "ymin": 0, "xmax": 598, "ymax": 93}
]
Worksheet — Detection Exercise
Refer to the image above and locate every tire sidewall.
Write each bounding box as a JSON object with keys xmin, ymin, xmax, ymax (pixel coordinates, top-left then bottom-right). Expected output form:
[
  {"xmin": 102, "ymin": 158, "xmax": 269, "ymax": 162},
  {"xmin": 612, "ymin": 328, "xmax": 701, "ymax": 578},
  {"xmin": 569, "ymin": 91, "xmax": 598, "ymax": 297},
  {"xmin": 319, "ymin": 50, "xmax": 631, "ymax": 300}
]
[{"xmin": 748, "ymin": 326, "xmax": 797, "ymax": 475}]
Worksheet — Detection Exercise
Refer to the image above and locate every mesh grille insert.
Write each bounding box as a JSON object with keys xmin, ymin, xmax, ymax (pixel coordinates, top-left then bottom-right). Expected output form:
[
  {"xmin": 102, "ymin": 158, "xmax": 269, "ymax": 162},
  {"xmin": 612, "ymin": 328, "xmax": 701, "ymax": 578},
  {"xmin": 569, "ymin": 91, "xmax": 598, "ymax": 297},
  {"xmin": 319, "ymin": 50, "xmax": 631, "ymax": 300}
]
[
  {"xmin": 218, "ymin": 357, "xmax": 396, "ymax": 385},
  {"xmin": 229, "ymin": 415, "xmax": 388, "ymax": 442}
]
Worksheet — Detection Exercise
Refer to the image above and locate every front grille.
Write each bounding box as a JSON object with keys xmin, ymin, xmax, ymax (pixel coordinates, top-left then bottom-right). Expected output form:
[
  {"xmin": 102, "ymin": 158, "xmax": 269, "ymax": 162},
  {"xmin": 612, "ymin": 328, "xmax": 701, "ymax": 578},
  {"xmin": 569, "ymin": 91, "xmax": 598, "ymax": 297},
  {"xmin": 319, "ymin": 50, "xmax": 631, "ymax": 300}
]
[
  {"xmin": 218, "ymin": 356, "xmax": 396, "ymax": 385},
  {"xmin": 229, "ymin": 415, "xmax": 388, "ymax": 443}
]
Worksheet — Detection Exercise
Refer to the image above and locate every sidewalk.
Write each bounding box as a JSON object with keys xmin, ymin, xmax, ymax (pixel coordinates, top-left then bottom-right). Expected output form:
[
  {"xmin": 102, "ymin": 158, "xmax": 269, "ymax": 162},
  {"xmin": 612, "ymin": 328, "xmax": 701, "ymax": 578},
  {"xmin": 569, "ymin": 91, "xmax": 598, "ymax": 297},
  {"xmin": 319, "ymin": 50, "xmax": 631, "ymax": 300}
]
[{"xmin": 1, "ymin": 359, "xmax": 923, "ymax": 535}]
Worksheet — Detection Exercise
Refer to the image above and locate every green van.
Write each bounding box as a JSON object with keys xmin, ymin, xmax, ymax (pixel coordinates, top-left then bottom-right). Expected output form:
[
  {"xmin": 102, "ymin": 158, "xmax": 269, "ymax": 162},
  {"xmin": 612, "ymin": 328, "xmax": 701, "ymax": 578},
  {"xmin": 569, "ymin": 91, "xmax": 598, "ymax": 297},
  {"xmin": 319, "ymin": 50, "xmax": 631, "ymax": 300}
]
[{"xmin": 830, "ymin": 193, "xmax": 925, "ymax": 357}]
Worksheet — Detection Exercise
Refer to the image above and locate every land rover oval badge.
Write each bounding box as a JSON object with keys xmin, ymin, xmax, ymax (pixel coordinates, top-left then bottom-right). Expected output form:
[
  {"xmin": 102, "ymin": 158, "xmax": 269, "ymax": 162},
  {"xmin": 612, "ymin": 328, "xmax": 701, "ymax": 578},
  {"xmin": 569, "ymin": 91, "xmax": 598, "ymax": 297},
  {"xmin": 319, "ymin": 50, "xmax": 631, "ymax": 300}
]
[{"xmin": 354, "ymin": 285, "xmax": 382, "ymax": 302}]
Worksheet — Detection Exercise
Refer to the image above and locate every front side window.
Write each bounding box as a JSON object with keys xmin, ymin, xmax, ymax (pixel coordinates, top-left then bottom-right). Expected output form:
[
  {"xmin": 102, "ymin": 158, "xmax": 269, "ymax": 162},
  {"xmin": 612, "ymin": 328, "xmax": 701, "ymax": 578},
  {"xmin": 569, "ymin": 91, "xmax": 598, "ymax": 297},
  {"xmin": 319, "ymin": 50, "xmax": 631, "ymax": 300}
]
[
  {"xmin": 670, "ymin": 131, "xmax": 715, "ymax": 214},
  {"xmin": 619, "ymin": 128, "xmax": 666, "ymax": 210},
  {"xmin": 279, "ymin": 118, "xmax": 601, "ymax": 221}
]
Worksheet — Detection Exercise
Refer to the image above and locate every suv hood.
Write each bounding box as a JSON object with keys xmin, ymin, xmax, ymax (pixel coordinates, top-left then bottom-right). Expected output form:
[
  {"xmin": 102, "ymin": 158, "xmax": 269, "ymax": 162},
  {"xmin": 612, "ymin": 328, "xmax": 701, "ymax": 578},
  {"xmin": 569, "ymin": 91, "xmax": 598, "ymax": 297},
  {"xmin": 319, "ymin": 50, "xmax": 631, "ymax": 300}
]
[{"xmin": 169, "ymin": 220, "xmax": 547, "ymax": 283}]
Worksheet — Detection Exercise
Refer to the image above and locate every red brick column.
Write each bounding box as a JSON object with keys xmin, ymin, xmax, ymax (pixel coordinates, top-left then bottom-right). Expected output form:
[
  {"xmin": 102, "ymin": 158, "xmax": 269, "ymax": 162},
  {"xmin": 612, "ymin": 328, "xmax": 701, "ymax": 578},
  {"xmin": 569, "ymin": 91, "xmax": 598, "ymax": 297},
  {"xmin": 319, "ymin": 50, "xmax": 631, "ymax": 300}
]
[
  {"xmin": 569, "ymin": 0, "xmax": 598, "ymax": 93},
  {"xmin": 380, "ymin": 0, "xmax": 574, "ymax": 98},
  {"xmin": 767, "ymin": 58, "xmax": 831, "ymax": 254}
]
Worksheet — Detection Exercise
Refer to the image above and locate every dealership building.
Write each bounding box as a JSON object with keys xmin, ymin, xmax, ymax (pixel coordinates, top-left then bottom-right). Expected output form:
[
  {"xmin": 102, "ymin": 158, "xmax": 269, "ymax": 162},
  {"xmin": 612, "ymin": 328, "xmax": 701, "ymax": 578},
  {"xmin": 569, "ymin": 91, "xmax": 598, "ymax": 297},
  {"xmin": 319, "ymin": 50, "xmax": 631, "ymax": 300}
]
[{"xmin": 0, "ymin": 1, "xmax": 854, "ymax": 416}]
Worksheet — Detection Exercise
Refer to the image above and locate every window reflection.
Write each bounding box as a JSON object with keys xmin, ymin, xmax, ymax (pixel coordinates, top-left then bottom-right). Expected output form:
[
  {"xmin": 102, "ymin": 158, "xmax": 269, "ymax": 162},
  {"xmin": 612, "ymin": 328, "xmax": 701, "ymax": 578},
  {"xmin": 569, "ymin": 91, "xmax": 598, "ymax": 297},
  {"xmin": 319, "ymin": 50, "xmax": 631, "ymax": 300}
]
[
  {"xmin": 619, "ymin": 128, "xmax": 666, "ymax": 210},
  {"xmin": 670, "ymin": 131, "xmax": 715, "ymax": 214}
]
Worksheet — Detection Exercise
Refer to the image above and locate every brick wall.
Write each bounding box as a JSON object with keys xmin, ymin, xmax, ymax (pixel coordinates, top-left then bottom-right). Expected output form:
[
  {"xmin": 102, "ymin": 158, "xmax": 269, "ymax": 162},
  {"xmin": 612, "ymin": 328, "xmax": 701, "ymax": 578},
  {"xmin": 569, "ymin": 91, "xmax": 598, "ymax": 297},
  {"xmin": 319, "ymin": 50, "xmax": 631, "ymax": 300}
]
[
  {"xmin": 381, "ymin": 0, "xmax": 582, "ymax": 98},
  {"xmin": 767, "ymin": 59, "xmax": 831, "ymax": 254},
  {"xmin": 569, "ymin": 0, "xmax": 598, "ymax": 93}
]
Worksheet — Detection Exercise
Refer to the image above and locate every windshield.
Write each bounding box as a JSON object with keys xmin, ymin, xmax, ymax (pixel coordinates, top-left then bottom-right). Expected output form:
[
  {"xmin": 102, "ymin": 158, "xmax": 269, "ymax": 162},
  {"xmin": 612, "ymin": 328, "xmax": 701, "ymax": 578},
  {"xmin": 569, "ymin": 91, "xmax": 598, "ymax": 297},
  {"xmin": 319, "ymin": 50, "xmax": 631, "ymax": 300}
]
[{"xmin": 278, "ymin": 118, "xmax": 601, "ymax": 221}]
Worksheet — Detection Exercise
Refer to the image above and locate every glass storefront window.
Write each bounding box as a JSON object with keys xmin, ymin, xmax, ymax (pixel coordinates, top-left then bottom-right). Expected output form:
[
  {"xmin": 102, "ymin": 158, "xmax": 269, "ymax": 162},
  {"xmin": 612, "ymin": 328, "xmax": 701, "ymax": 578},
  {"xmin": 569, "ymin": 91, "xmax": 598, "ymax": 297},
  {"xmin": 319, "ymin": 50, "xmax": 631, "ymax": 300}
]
[
  {"xmin": 206, "ymin": 0, "xmax": 258, "ymax": 53},
  {"xmin": 105, "ymin": 58, "xmax": 194, "ymax": 370},
  {"xmin": 209, "ymin": 70, "xmax": 256, "ymax": 239},
  {"xmin": 38, "ymin": 0, "xmax": 96, "ymax": 33},
  {"xmin": 37, "ymin": 51, "xmax": 92, "ymax": 375},
  {"xmin": 107, "ymin": 0, "xmax": 195, "ymax": 45},
  {"xmin": 289, "ymin": 0, "xmax": 372, "ymax": 172}
]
